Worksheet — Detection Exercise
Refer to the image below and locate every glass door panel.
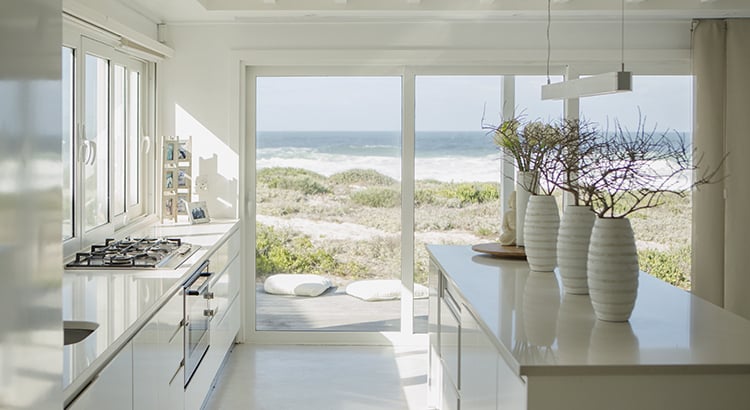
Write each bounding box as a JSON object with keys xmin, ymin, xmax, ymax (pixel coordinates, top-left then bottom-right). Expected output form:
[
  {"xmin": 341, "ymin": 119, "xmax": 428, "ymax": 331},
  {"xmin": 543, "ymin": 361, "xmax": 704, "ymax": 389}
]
[
  {"xmin": 83, "ymin": 53, "xmax": 109, "ymax": 232},
  {"xmin": 255, "ymin": 76, "xmax": 403, "ymax": 332},
  {"xmin": 580, "ymin": 75, "xmax": 694, "ymax": 289},
  {"xmin": 414, "ymin": 76, "xmax": 505, "ymax": 333}
]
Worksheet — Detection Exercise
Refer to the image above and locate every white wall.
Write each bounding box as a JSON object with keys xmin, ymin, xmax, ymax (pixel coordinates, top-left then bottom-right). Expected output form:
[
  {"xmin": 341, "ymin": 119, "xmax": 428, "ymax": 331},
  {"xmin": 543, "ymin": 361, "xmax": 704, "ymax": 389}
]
[{"xmin": 157, "ymin": 18, "xmax": 693, "ymax": 218}]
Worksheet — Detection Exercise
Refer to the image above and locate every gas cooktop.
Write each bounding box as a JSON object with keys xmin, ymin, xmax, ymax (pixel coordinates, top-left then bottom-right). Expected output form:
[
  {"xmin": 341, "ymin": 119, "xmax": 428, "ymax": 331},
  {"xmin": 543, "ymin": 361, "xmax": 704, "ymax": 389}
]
[{"xmin": 65, "ymin": 237, "xmax": 199, "ymax": 269}]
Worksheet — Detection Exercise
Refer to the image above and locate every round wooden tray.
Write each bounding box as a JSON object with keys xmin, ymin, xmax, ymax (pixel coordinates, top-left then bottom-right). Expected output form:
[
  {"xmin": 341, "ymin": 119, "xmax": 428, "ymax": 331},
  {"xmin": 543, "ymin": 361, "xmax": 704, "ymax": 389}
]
[{"xmin": 471, "ymin": 243, "xmax": 527, "ymax": 260}]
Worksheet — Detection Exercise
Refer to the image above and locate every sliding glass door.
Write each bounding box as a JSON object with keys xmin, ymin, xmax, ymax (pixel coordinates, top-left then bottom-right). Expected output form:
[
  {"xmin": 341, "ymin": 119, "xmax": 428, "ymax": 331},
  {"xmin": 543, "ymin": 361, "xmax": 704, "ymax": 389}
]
[{"xmin": 255, "ymin": 76, "xmax": 403, "ymax": 332}]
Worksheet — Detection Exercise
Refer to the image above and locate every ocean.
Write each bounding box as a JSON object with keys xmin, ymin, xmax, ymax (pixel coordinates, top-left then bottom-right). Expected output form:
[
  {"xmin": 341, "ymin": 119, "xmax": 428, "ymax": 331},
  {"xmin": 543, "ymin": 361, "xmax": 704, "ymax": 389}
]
[
  {"xmin": 257, "ymin": 130, "xmax": 503, "ymax": 183},
  {"xmin": 256, "ymin": 130, "xmax": 693, "ymax": 185}
]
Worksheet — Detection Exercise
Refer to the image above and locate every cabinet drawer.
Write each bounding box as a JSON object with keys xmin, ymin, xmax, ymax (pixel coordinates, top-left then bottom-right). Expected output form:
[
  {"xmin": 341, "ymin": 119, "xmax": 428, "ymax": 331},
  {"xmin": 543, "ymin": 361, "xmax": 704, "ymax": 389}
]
[
  {"xmin": 209, "ymin": 254, "xmax": 238, "ymax": 325},
  {"xmin": 441, "ymin": 372, "xmax": 460, "ymax": 410},
  {"xmin": 210, "ymin": 231, "xmax": 239, "ymax": 278},
  {"xmin": 67, "ymin": 343, "xmax": 133, "ymax": 410},
  {"xmin": 440, "ymin": 296, "xmax": 460, "ymax": 391}
]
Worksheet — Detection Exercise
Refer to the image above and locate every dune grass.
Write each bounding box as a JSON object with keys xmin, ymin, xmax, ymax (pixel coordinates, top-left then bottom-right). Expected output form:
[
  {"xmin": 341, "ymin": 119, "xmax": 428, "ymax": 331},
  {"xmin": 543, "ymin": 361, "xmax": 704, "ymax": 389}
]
[{"xmin": 255, "ymin": 166, "xmax": 692, "ymax": 289}]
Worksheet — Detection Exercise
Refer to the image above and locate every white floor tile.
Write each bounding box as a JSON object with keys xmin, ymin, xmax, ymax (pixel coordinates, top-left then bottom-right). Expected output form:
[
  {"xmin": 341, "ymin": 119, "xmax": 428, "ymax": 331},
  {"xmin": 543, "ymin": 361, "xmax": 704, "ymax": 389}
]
[{"xmin": 204, "ymin": 344, "xmax": 428, "ymax": 410}]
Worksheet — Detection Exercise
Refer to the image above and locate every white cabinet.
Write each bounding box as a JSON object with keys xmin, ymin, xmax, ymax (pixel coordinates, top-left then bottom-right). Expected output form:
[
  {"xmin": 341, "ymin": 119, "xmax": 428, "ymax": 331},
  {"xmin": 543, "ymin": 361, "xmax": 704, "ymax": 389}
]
[
  {"xmin": 67, "ymin": 343, "xmax": 133, "ymax": 410},
  {"xmin": 186, "ymin": 232, "xmax": 241, "ymax": 410},
  {"xmin": 133, "ymin": 290, "xmax": 185, "ymax": 410},
  {"xmin": 460, "ymin": 307, "xmax": 498, "ymax": 410}
]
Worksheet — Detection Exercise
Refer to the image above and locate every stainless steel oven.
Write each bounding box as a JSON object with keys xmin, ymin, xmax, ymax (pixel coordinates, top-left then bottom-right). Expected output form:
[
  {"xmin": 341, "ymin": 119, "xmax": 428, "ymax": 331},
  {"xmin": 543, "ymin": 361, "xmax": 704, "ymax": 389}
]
[{"xmin": 183, "ymin": 259, "xmax": 214, "ymax": 387}]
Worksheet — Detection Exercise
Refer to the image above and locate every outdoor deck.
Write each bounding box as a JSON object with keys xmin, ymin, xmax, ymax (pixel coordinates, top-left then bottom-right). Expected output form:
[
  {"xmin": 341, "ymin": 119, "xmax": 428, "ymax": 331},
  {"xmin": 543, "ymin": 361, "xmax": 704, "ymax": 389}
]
[{"xmin": 255, "ymin": 284, "xmax": 429, "ymax": 332}]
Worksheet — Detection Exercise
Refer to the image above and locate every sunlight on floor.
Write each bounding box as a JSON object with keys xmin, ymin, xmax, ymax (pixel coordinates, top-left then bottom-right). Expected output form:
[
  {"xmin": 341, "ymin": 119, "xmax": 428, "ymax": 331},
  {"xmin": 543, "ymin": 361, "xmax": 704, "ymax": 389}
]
[{"xmin": 204, "ymin": 344, "xmax": 428, "ymax": 410}]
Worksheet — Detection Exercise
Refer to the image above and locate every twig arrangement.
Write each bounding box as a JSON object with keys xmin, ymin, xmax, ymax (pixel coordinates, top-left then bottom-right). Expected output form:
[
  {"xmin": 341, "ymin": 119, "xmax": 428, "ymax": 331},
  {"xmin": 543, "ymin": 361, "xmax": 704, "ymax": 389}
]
[
  {"xmin": 555, "ymin": 115, "xmax": 725, "ymax": 218},
  {"xmin": 483, "ymin": 112, "xmax": 566, "ymax": 195},
  {"xmin": 485, "ymin": 109, "xmax": 726, "ymax": 219}
]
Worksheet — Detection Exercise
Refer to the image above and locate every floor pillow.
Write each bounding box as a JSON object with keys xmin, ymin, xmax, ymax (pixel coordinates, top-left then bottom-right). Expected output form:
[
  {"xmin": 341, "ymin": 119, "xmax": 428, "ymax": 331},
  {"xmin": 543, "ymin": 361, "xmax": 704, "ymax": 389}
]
[
  {"xmin": 345, "ymin": 279, "xmax": 429, "ymax": 301},
  {"xmin": 264, "ymin": 274, "xmax": 332, "ymax": 297}
]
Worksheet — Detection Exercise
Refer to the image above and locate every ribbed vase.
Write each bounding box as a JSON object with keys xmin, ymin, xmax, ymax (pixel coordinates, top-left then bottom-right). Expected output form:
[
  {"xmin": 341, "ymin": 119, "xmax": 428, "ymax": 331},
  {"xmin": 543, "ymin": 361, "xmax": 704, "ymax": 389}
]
[
  {"xmin": 587, "ymin": 217, "xmax": 639, "ymax": 322},
  {"xmin": 524, "ymin": 195, "xmax": 560, "ymax": 272},
  {"xmin": 515, "ymin": 171, "xmax": 536, "ymax": 247},
  {"xmin": 557, "ymin": 206, "xmax": 596, "ymax": 294}
]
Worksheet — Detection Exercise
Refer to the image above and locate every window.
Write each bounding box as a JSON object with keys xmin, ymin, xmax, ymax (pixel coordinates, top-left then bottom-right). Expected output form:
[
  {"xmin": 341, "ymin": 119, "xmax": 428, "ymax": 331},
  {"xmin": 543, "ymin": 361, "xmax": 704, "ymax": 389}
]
[
  {"xmin": 62, "ymin": 32, "xmax": 151, "ymax": 252},
  {"xmin": 580, "ymin": 75, "xmax": 693, "ymax": 288}
]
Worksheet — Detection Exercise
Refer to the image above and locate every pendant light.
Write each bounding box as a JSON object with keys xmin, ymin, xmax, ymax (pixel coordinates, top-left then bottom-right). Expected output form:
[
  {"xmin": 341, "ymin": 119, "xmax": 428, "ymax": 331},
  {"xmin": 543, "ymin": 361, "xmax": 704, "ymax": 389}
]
[{"xmin": 541, "ymin": 0, "xmax": 633, "ymax": 100}]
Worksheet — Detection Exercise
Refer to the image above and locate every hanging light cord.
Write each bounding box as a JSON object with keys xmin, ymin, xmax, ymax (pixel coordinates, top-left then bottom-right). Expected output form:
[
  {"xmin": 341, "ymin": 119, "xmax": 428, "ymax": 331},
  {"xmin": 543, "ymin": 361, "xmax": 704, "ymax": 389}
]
[
  {"xmin": 546, "ymin": 0, "xmax": 551, "ymax": 85},
  {"xmin": 621, "ymin": 0, "xmax": 625, "ymax": 72}
]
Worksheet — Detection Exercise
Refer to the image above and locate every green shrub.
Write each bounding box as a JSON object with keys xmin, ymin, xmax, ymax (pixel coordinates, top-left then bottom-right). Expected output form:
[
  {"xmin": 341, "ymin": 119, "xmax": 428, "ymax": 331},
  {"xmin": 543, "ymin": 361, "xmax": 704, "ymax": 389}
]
[
  {"xmin": 329, "ymin": 169, "xmax": 396, "ymax": 186},
  {"xmin": 437, "ymin": 182, "xmax": 499, "ymax": 205},
  {"xmin": 257, "ymin": 167, "xmax": 330, "ymax": 195},
  {"xmin": 639, "ymin": 246, "xmax": 691, "ymax": 289},
  {"xmin": 255, "ymin": 223, "xmax": 366, "ymax": 276},
  {"xmin": 415, "ymin": 189, "xmax": 437, "ymax": 206},
  {"xmin": 350, "ymin": 187, "xmax": 401, "ymax": 208}
]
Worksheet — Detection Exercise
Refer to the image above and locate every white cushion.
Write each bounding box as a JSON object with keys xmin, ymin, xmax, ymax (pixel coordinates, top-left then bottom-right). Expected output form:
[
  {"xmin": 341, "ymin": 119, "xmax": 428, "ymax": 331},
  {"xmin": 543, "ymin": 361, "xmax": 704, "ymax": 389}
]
[
  {"xmin": 345, "ymin": 279, "xmax": 429, "ymax": 301},
  {"xmin": 264, "ymin": 274, "xmax": 332, "ymax": 297}
]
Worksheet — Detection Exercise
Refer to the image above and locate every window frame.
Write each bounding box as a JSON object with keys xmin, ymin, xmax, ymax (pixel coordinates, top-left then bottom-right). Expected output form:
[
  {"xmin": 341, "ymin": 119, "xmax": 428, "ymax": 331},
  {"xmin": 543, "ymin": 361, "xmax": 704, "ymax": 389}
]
[{"xmin": 62, "ymin": 24, "xmax": 154, "ymax": 258}]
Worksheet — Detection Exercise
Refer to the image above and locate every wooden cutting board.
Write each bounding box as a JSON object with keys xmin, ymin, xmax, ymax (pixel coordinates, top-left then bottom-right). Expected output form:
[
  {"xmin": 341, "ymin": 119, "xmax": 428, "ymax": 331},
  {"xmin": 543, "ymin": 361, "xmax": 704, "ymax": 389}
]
[{"xmin": 471, "ymin": 243, "xmax": 527, "ymax": 260}]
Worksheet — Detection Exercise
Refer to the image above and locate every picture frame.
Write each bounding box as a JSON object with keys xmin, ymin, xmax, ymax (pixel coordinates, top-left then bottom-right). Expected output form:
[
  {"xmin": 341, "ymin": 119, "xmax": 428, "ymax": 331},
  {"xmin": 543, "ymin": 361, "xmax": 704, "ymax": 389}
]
[
  {"xmin": 164, "ymin": 170, "xmax": 175, "ymax": 190},
  {"xmin": 177, "ymin": 168, "xmax": 189, "ymax": 188},
  {"xmin": 164, "ymin": 197, "xmax": 175, "ymax": 217},
  {"xmin": 177, "ymin": 194, "xmax": 189, "ymax": 214},
  {"xmin": 188, "ymin": 201, "xmax": 210, "ymax": 224},
  {"xmin": 164, "ymin": 142, "xmax": 175, "ymax": 162},
  {"xmin": 178, "ymin": 142, "xmax": 191, "ymax": 162}
]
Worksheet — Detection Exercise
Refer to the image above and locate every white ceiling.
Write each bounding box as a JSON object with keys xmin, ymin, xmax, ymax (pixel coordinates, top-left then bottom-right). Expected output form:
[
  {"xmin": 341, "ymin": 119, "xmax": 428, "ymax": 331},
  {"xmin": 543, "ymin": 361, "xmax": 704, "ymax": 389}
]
[{"xmin": 122, "ymin": 0, "xmax": 750, "ymax": 24}]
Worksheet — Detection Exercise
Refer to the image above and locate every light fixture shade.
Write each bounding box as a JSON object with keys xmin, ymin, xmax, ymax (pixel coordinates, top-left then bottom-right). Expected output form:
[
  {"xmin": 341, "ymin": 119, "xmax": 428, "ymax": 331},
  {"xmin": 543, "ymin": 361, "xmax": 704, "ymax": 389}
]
[{"xmin": 541, "ymin": 71, "xmax": 633, "ymax": 100}]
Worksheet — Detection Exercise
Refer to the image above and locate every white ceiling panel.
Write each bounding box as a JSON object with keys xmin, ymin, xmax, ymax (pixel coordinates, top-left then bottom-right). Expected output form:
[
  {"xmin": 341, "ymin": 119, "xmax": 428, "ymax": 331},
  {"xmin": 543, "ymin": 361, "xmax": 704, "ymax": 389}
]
[{"xmin": 121, "ymin": 0, "xmax": 750, "ymax": 24}]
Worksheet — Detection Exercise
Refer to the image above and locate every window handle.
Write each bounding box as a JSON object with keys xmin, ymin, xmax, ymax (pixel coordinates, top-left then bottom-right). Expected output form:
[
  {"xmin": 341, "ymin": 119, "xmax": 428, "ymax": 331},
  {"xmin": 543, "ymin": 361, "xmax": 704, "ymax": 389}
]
[
  {"xmin": 87, "ymin": 140, "xmax": 97, "ymax": 165},
  {"xmin": 142, "ymin": 135, "xmax": 151, "ymax": 154}
]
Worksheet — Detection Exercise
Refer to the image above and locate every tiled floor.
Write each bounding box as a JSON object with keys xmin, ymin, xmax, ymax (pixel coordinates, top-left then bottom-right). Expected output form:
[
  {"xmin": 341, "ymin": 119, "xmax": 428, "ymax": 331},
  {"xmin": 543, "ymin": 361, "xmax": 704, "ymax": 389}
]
[{"xmin": 204, "ymin": 344, "xmax": 429, "ymax": 410}]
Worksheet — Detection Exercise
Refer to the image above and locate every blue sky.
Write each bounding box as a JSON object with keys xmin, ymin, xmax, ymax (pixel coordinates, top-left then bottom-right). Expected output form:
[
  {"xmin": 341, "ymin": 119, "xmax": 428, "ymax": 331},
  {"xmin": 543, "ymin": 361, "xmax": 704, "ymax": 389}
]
[{"xmin": 256, "ymin": 75, "xmax": 692, "ymax": 133}]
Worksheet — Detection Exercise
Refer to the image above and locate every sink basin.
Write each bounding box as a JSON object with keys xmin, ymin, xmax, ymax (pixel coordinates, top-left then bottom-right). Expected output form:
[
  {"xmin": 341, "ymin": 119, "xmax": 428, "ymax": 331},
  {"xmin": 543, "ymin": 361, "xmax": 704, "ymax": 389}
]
[{"xmin": 63, "ymin": 320, "xmax": 99, "ymax": 346}]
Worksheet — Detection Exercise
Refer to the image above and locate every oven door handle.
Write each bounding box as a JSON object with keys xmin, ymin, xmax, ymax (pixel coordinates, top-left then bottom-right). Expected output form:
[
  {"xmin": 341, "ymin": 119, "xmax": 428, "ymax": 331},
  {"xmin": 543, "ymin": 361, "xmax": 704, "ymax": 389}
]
[{"xmin": 186, "ymin": 274, "xmax": 212, "ymax": 296}]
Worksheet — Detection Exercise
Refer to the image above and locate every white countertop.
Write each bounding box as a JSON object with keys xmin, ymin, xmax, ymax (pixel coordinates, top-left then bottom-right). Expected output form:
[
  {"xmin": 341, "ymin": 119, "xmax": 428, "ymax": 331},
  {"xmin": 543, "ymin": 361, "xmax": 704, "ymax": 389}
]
[
  {"xmin": 62, "ymin": 220, "xmax": 239, "ymax": 399},
  {"xmin": 427, "ymin": 245, "xmax": 750, "ymax": 377}
]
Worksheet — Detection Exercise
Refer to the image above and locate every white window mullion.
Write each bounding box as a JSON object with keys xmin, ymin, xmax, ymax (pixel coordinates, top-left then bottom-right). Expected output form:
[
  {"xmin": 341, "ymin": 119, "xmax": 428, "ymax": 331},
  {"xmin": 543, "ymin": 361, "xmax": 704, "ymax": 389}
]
[{"xmin": 401, "ymin": 68, "xmax": 416, "ymax": 336}]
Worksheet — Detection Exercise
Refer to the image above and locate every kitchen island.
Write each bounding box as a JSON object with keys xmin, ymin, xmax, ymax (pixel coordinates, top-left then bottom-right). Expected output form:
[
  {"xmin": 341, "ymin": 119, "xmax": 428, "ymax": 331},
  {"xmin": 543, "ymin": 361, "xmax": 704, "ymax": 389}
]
[
  {"xmin": 427, "ymin": 245, "xmax": 750, "ymax": 410},
  {"xmin": 63, "ymin": 220, "xmax": 240, "ymax": 408}
]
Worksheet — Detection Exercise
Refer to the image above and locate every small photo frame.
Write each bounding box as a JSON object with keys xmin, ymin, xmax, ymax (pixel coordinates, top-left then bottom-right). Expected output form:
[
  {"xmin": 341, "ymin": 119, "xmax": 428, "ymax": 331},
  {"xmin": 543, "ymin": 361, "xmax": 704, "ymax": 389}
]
[
  {"xmin": 164, "ymin": 197, "xmax": 175, "ymax": 217},
  {"xmin": 177, "ymin": 194, "xmax": 189, "ymax": 214},
  {"xmin": 177, "ymin": 168, "xmax": 189, "ymax": 188},
  {"xmin": 188, "ymin": 201, "xmax": 210, "ymax": 224},
  {"xmin": 165, "ymin": 142, "xmax": 175, "ymax": 162},
  {"xmin": 178, "ymin": 143, "xmax": 191, "ymax": 162},
  {"xmin": 164, "ymin": 170, "xmax": 175, "ymax": 190}
]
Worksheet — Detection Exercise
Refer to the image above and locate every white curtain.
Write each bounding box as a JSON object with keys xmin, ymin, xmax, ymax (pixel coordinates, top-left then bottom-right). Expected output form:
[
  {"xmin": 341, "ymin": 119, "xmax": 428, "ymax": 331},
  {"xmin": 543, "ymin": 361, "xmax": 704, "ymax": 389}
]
[{"xmin": 692, "ymin": 19, "xmax": 750, "ymax": 320}]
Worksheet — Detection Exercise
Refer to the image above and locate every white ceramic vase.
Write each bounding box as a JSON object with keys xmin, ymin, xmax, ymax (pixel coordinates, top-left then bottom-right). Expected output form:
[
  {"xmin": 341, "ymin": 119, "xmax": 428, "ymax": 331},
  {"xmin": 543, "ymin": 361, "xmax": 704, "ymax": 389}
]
[
  {"xmin": 515, "ymin": 171, "xmax": 536, "ymax": 247},
  {"xmin": 523, "ymin": 195, "xmax": 560, "ymax": 272},
  {"xmin": 557, "ymin": 206, "xmax": 596, "ymax": 294},
  {"xmin": 587, "ymin": 217, "xmax": 639, "ymax": 322}
]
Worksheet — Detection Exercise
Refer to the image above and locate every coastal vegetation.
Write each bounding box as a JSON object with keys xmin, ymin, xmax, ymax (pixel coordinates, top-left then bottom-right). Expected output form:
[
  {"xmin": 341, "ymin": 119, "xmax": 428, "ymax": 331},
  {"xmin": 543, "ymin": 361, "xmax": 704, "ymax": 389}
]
[{"xmin": 255, "ymin": 166, "xmax": 692, "ymax": 289}]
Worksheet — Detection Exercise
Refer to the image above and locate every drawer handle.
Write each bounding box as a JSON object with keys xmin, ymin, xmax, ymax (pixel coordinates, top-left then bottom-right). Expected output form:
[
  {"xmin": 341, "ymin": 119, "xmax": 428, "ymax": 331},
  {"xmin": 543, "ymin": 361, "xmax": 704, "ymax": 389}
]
[{"xmin": 168, "ymin": 360, "xmax": 184, "ymax": 386}]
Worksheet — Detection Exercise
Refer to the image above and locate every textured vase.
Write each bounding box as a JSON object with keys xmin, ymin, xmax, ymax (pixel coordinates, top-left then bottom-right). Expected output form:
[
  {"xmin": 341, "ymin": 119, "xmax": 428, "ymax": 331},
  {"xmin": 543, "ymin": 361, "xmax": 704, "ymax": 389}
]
[
  {"xmin": 524, "ymin": 195, "xmax": 560, "ymax": 272},
  {"xmin": 557, "ymin": 206, "xmax": 596, "ymax": 294},
  {"xmin": 587, "ymin": 217, "xmax": 639, "ymax": 322},
  {"xmin": 515, "ymin": 171, "xmax": 536, "ymax": 247}
]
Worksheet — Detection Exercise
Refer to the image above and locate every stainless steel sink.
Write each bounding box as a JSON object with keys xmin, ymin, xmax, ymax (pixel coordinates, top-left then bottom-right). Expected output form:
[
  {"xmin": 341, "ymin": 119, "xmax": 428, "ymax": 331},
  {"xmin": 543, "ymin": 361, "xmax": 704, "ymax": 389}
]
[{"xmin": 63, "ymin": 320, "xmax": 99, "ymax": 346}]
